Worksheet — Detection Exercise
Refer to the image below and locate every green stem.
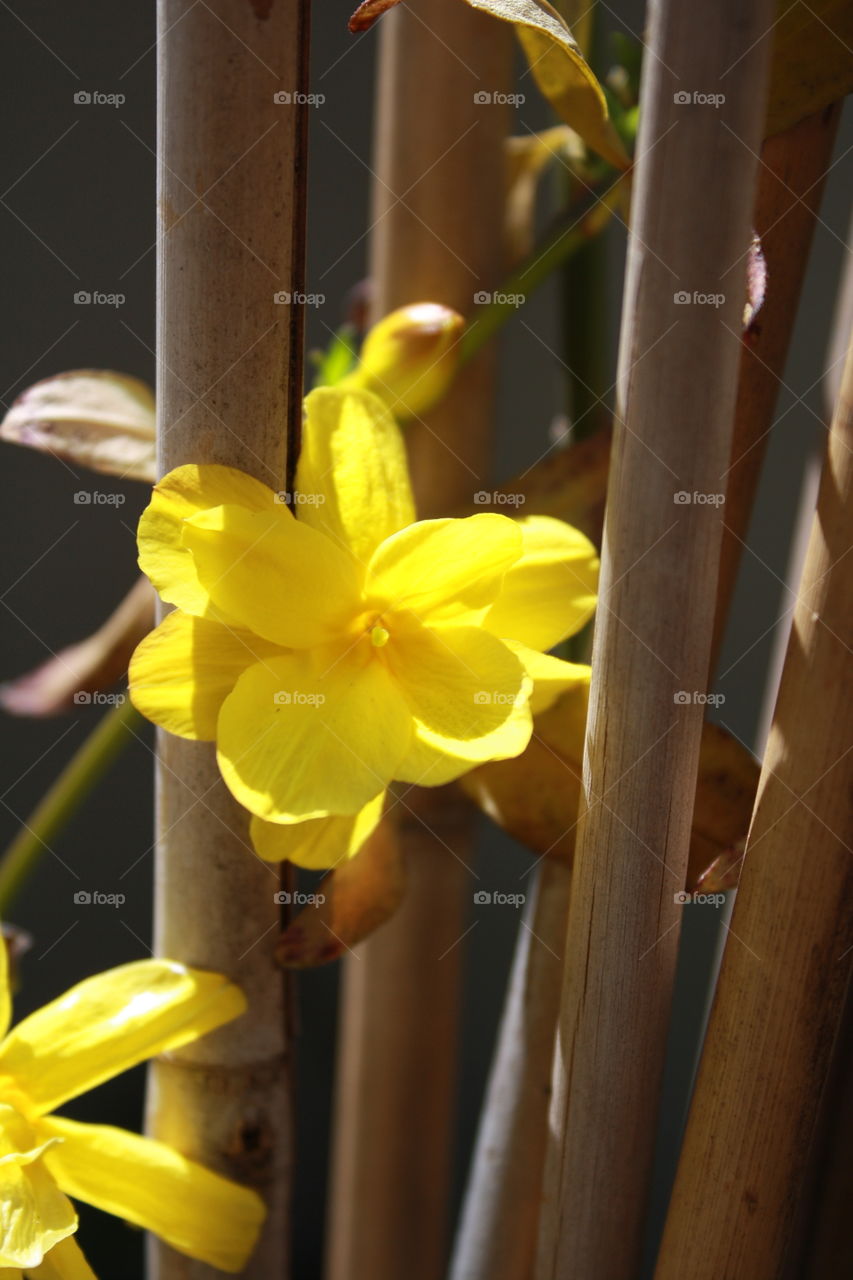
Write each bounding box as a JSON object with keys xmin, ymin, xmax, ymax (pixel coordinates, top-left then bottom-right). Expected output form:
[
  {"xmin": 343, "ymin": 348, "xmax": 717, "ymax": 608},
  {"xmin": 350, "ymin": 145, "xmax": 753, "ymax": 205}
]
[
  {"xmin": 458, "ymin": 186, "xmax": 621, "ymax": 368},
  {"xmin": 563, "ymin": 229, "xmax": 610, "ymax": 440},
  {"xmin": 0, "ymin": 696, "xmax": 143, "ymax": 913}
]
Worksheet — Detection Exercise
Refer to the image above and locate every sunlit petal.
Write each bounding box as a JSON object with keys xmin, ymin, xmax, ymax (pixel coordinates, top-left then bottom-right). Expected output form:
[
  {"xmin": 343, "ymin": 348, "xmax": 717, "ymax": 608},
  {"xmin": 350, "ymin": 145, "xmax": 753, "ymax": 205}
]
[
  {"xmin": 38, "ymin": 1118, "xmax": 264, "ymax": 1275},
  {"xmin": 181, "ymin": 504, "xmax": 363, "ymax": 647},
  {"xmin": 129, "ymin": 610, "xmax": 278, "ymax": 741},
  {"xmin": 217, "ymin": 652, "xmax": 412, "ymax": 822},
  {"xmin": 138, "ymin": 464, "xmax": 277, "ymax": 617},
  {"xmin": 0, "ymin": 962, "xmax": 245, "ymax": 1115},
  {"xmin": 250, "ymin": 792, "xmax": 385, "ymax": 869},
  {"xmin": 297, "ymin": 387, "xmax": 415, "ymax": 561},
  {"xmin": 366, "ymin": 515, "xmax": 522, "ymax": 620},
  {"xmin": 483, "ymin": 515, "xmax": 598, "ymax": 649}
]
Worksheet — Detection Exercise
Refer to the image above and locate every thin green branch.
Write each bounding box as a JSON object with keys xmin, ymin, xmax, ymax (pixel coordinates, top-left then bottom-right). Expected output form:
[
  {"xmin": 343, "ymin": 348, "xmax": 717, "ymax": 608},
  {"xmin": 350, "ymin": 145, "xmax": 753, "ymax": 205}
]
[
  {"xmin": 458, "ymin": 184, "xmax": 623, "ymax": 367},
  {"xmin": 0, "ymin": 696, "xmax": 142, "ymax": 914}
]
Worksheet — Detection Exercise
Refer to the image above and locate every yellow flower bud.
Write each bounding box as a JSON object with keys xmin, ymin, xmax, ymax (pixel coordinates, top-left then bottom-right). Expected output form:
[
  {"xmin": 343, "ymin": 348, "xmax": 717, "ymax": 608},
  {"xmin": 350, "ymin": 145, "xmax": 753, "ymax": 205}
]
[{"xmin": 345, "ymin": 302, "xmax": 464, "ymax": 420}]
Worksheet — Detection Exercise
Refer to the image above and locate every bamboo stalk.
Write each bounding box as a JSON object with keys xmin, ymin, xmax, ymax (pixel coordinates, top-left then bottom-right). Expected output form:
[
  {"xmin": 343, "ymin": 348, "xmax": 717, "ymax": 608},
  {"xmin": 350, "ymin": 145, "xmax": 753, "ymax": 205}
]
[
  {"xmin": 147, "ymin": 4, "xmax": 310, "ymax": 1276},
  {"xmin": 326, "ymin": 6, "xmax": 512, "ymax": 1280},
  {"xmin": 449, "ymin": 859, "xmax": 571, "ymax": 1280},
  {"xmin": 653, "ymin": 316, "xmax": 853, "ymax": 1280},
  {"xmin": 711, "ymin": 103, "xmax": 841, "ymax": 662},
  {"xmin": 535, "ymin": 6, "xmax": 774, "ymax": 1278},
  {"xmin": 447, "ymin": 67, "xmax": 835, "ymax": 1280}
]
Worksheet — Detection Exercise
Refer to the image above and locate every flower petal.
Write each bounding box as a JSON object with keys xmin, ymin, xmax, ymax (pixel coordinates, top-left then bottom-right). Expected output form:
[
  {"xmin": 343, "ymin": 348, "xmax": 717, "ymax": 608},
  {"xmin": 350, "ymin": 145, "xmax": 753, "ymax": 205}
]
[
  {"xmin": 506, "ymin": 642, "xmax": 591, "ymax": 715},
  {"xmin": 27, "ymin": 1237, "xmax": 96, "ymax": 1280},
  {"xmin": 217, "ymin": 652, "xmax": 412, "ymax": 822},
  {"xmin": 129, "ymin": 611, "xmax": 278, "ymax": 741},
  {"xmin": 0, "ymin": 1158, "xmax": 76, "ymax": 1269},
  {"xmin": 366, "ymin": 514, "xmax": 522, "ymax": 620},
  {"xmin": 250, "ymin": 792, "xmax": 385, "ymax": 870},
  {"xmin": 483, "ymin": 515, "xmax": 598, "ymax": 649},
  {"xmin": 181, "ymin": 504, "xmax": 363, "ymax": 647},
  {"xmin": 138, "ymin": 464, "xmax": 277, "ymax": 617},
  {"xmin": 0, "ymin": 939, "xmax": 10, "ymax": 1043},
  {"xmin": 298, "ymin": 388, "xmax": 415, "ymax": 562},
  {"xmin": 0, "ymin": 962, "xmax": 245, "ymax": 1116},
  {"xmin": 385, "ymin": 620, "xmax": 533, "ymax": 777},
  {"xmin": 38, "ymin": 1118, "xmax": 264, "ymax": 1275}
]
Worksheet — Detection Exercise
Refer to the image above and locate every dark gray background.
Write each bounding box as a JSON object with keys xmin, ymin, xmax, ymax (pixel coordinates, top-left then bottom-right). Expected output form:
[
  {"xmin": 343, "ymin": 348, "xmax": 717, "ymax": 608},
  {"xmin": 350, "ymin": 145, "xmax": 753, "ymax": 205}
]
[{"xmin": 0, "ymin": 3, "xmax": 849, "ymax": 1276}]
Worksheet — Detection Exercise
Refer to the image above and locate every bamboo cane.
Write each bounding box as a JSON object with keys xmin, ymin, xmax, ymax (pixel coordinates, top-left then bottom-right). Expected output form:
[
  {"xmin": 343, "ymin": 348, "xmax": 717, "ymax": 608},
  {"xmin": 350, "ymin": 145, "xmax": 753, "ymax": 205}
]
[
  {"xmin": 448, "ymin": 97, "xmax": 842, "ymax": 1280},
  {"xmin": 711, "ymin": 103, "xmax": 841, "ymax": 663},
  {"xmin": 449, "ymin": 858, "xmax": 571, "ymax": 1280},
  {"xmin": 653, "ymin": 316, "xmax": 853, "ymax": 1280},
  {"xmin": 147, "ymin": 4, "xmax": 310, "ymax": 1276},
  {"xmin": 535, "ymin": 5, "xmax": 774, "ymax": 1278},
  {"xmin": 326, "ymin": 5, "xmax": 512, "ymax": 1279}
]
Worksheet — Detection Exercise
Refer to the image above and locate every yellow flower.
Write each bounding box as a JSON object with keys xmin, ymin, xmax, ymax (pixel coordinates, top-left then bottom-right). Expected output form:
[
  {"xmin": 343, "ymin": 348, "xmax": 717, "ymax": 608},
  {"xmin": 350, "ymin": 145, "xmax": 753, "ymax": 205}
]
[
  {"xmin": 0, "ymin": 949, "xmax": 264, "ymax": 1276},
  {"xmin": 130, "ymin": 386, "xmax": 598, "ymax": 868},
  {"xmin": 342, "ymin": 302, "xmax": 464, "ymax": 419}
]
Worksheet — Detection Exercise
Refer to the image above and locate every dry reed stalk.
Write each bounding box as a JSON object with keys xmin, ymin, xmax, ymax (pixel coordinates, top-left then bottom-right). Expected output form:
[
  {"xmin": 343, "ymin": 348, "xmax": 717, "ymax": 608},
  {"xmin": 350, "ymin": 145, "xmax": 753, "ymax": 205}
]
[
  {"xmin": 536, "ymin": 3, "xmax": 774, "ymax": 1277},
  {"xmin": 147, "ymin": 3, "xmax": 310, "ymax": 1275}
]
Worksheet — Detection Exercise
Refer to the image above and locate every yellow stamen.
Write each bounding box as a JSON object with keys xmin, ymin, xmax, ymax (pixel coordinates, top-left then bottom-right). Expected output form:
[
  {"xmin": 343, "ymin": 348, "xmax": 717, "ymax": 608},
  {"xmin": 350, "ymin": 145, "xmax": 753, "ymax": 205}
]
[{"xmin": 370, "ymin": 625, "xmax": 390, "ymax": 648}]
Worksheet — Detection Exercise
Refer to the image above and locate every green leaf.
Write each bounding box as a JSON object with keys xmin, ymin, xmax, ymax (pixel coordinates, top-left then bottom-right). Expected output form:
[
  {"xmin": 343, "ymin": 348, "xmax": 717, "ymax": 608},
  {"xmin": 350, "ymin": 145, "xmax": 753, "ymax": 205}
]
[
  {"xmin": 310, "ymin": 324, "xmax": 359, "ymax": 388},
  {"xmin": 349, "ymin": 0, "xmax": 629, "ymax": 170},
  {"xmin": 465, "ymin": 0, "xmax": 629, "ymax": 169}
]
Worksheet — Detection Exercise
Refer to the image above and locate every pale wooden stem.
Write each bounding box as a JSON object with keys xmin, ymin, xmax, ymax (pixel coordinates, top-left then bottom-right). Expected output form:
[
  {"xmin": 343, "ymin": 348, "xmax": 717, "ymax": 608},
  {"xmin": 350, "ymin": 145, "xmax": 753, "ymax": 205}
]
[
  {"xmin": 711, "ymin": 104, "xmax": 841, "ymax": 666},
  {"xmin": 535, "ymin": 5, "xmax": 774, "ymax": 1278},
  {"xmin": 326, "ymin": 5, "xmax": 511, "ymax": 1279},
  {"xmin": 449, "ymin": 859, "xmax": 571, "ymax": 1280},
  {"xmin": 147, "ymin": 4, "xmax": 309, "ymax": 1277},
  {"xmin": 653, "ymin": 319, "xmax": 853, "ymax": 1280}
]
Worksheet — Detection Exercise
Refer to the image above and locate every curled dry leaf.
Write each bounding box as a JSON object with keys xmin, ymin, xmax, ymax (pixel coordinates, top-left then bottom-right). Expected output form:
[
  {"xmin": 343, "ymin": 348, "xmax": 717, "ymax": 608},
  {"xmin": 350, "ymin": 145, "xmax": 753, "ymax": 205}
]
[
  {"xmin": 276, "ymin": 814, "xmax": 405, "ymax": 967},
  {"xmin": 349, "ymin": 0, "xmax": 628, "ymax": 170},
  {"xmin": 1, "ymin": 369, "xmax": 156, "ymax": 482},
  {"xmin": 766, "ymin": 0, "xmax": 853, "ymax": 139},
  {"xmin": 505, "ymin": 125, "xmax": 585, "ymax": 263},
  {"xmin": 743, "ymin": 231, "xmax": 767, "ymax": 338},
  {"xmin": 460, "ymin": 687, "xmax": 760, "ymax": 891},
  {"xmin": 348, "ymin": 0, "xmax": 399, "ymax": 30},
  {"xmin": 0, "ymin": 577, "xmax": 156, "ymax": 717},
  {"xmin": 459, "ymin": 426, "xmax": 612, "ymax": 547}
]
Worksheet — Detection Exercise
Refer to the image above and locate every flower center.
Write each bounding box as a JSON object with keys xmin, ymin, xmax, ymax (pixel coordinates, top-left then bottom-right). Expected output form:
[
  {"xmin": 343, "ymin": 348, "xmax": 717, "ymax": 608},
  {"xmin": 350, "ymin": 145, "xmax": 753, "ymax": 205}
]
[{"xmin": 370, "ymin": 625, "xmax": 390, "ymax": 648}]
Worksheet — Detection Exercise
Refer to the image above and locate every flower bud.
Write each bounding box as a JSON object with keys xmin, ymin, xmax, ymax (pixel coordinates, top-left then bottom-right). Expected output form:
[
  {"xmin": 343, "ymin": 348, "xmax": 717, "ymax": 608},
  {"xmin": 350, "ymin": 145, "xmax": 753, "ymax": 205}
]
[{"xmin": 345, "ymin": 302, "xmax": 464, "ymax": 420}]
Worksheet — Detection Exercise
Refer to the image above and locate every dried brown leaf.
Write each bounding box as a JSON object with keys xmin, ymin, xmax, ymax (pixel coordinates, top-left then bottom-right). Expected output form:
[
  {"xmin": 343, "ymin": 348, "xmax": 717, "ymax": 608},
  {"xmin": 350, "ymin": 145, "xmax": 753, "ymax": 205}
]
[
  {"xmin": 1, "ymin": 370, "xmax": 156, "ymax": 482},
  {"xmin": 275, "ymin": 815, "xmax": 405, "ymax": 967}
]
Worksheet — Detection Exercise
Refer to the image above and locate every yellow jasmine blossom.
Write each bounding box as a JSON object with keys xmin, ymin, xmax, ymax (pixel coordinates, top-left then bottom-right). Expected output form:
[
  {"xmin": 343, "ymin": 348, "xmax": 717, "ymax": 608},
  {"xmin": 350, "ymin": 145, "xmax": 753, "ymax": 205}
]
[
  {"xmin": 130, "ymin": 386, "xmax": 598, "ymax": 868},
  {"xmin": 341, "ymin": 302, "xmax": 464, "ymax": 420},
  {"xmin": 0, "ymin": 949, "xmax": 264, "ymax": 1275}
]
